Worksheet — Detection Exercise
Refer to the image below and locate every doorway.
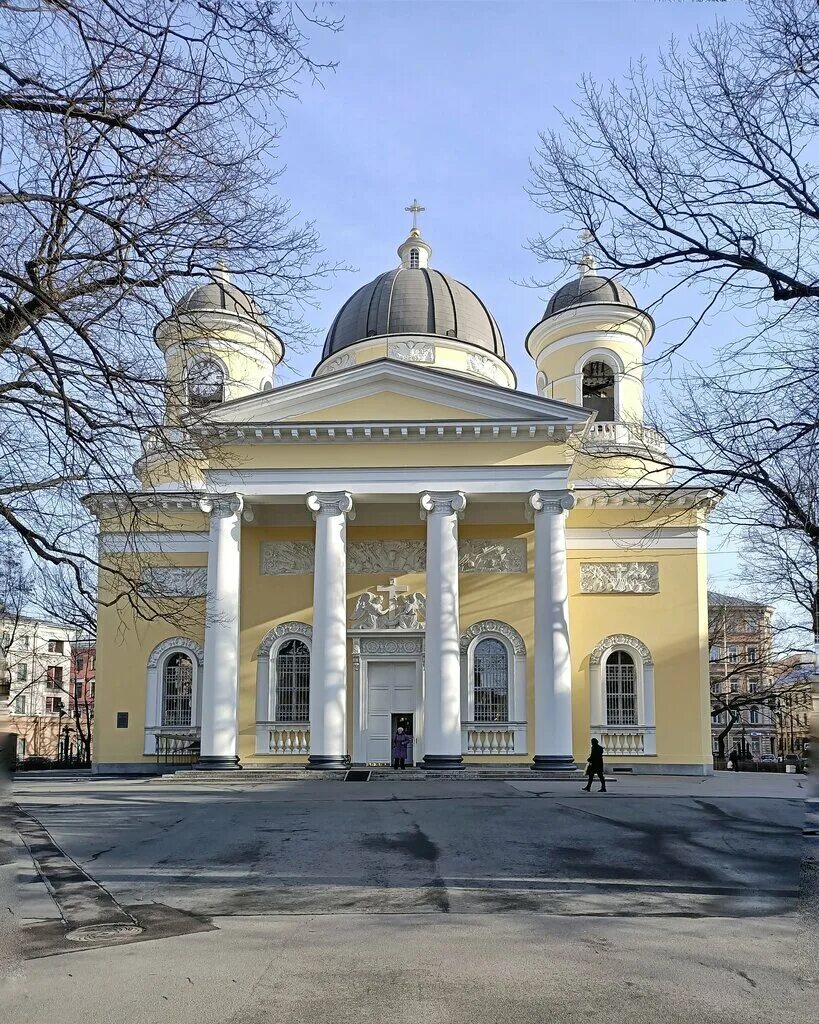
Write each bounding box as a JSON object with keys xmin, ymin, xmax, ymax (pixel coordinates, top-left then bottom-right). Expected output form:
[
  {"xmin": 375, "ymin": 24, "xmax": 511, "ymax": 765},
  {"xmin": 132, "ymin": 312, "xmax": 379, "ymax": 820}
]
[{"xmin": 364, "ymin": 660, "xmax": 419, "ymax": 765}]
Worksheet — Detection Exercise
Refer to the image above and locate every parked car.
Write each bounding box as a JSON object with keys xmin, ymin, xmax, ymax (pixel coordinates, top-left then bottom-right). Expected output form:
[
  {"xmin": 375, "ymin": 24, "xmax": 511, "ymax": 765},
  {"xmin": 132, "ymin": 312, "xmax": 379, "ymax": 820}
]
[{"xmin": 759, "ymin": 754, "xmax": 777, "ymax": 763}]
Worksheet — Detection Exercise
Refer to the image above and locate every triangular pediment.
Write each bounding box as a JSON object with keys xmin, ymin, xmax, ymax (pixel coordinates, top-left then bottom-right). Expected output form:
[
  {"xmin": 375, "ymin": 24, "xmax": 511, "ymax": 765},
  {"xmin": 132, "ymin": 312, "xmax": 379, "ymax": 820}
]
[{"xmin": 190, "ymin": 359, "xmax": 591, "ymax": 426}]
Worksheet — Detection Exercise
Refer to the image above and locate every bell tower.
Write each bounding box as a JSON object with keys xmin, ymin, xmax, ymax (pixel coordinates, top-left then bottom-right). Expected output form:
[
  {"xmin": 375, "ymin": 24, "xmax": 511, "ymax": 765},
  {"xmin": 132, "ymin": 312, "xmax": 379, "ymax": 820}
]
[
  {"xmin": 525, "ymin": 258, "xmax": 670, "ymax": 483},
  {"xmin": 154, "ymin": 266, "xmax": 284, "ymax": 423}
]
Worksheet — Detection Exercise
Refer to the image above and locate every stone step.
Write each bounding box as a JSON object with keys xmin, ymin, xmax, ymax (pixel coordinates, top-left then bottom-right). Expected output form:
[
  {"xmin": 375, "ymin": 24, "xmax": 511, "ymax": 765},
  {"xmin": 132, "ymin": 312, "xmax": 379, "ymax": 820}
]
[{"xmin": 153, "ymin": 767, "xmax": 583, "ymax": 784}]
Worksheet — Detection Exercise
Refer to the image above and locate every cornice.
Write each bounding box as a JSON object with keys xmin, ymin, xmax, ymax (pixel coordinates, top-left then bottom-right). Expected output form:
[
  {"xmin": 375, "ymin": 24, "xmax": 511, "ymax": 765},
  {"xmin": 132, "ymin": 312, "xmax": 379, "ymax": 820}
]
[
  {"xmin": 185, "ymin": 420, "xmax": 586, "ymax": 444},
  {"xmin": 571, "ymin": 486, "xmax": 721, "ymax": 511}
]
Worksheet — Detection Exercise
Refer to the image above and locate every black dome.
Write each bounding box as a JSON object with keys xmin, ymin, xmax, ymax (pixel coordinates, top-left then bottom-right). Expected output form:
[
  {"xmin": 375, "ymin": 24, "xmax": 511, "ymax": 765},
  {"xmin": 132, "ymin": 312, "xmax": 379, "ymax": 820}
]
[
  {"xmin": 544, "ymin": 274, "xmax": 636, "ymax": 319},
  {"xmin": 323, "ymin": 267, "xmax": 505, "ymax": 359}
]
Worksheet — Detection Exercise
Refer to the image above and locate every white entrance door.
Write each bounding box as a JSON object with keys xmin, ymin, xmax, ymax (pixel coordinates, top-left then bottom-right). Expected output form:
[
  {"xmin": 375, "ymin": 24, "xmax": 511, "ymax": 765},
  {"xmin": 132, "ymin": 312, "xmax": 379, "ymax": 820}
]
[{"xmin": 366, "ymin": 661, "xmax": 417, "ymax": 764}]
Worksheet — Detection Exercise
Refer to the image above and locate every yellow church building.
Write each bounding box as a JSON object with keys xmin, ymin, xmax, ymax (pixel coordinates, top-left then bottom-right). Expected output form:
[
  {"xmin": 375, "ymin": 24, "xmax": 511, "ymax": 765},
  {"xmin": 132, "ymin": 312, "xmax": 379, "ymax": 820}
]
[{"xmin": 88, "ymin": 214, "xmax": 716, "ymax": 775}]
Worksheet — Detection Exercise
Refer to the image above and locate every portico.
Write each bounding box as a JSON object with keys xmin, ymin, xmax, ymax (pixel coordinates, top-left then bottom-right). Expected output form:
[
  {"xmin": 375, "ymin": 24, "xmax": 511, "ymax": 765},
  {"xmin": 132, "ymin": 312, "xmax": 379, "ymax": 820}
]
[{"xmin": 193, "ymin": 473, "xmax": 577, "ymax": 771}]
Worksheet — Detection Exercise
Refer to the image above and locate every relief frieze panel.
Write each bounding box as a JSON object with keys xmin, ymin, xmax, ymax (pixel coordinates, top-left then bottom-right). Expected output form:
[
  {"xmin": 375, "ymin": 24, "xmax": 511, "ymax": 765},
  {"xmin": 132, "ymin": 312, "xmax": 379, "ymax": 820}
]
[
  {"xmin": 580, "ymin": 561, "xmax": 659, "ymax": 594},
  {"xmin": 259, "ymin": 539, "xmax": 527, "ymax": 575}
]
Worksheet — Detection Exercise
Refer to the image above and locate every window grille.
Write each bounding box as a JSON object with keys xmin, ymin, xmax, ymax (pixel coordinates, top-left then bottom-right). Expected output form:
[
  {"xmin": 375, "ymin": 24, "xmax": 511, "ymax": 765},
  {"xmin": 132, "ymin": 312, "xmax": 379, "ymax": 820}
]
[
  {"xmin": 161, "ymin": 653, "xmax": 193, "ymax": 727},
  {"xmin": 188, "ymin": 359, "xmax": 225, "ymax": 409},
  {"xmin": 605, "ymin": 650, "xmax": 637, "ymax": 726},
  {"xmin": 582, "ymin": 360, "xmax": 615, "ymax": 420},
  {"xmin": 275, "ymin": 639, "xmax": 310, "ymax": 721},
  {"xmin": 409, "ymin": 248, "xmax": 420, "ymax": 269},
  {"xmin": 473, "ymin": 638, "xmax": 509, "ymax": 722}
]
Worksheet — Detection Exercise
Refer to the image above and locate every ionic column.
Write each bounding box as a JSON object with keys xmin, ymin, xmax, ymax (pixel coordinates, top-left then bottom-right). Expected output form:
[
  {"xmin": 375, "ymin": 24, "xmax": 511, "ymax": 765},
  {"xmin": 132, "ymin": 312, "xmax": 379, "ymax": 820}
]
[
  {"xmin": 306, "ymin": 491, "xmax": 354, "ymax": 769},
  {"xmin": 420, "ymin": 490, "xmax": 466, "ymax": 770},
  {"xmin": 529, "ymin": 490, "xmax": 576, "ymax": 771},
  {"xmin": 197, "ymin": 493, "xmax": 243, "ymax": 769}
]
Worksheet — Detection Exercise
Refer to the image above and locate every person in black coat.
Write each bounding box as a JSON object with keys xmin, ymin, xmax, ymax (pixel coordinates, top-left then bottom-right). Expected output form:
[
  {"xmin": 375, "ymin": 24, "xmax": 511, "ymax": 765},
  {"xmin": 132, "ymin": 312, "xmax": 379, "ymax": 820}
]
[{"xmin": 582, "ymin": 738, "xmax": 607, "ymax": 792}]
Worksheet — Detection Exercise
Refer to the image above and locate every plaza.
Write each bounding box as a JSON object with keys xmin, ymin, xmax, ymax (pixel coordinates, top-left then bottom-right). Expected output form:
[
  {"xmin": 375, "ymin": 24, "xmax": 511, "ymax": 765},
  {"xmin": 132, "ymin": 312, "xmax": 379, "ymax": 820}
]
[{"xmin": 5, "ymin": 772, "xmax": 815, "ymax": 1024}]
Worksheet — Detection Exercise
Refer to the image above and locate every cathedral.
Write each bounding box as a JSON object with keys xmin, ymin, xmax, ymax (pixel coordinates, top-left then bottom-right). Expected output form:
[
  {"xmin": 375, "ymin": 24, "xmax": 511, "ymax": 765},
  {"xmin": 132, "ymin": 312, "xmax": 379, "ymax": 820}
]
[{"xmin": 89, "ymin": 209, "xmax": 716, "ymax": 774}]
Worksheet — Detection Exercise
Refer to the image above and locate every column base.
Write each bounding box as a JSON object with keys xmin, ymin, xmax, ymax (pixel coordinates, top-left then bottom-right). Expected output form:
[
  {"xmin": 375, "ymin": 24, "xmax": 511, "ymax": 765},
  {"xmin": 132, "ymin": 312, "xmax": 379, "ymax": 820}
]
[
  {"xmin": 531, "ymin": 755, "xmax": 576, "ymax": 772},
  {"xmin": 423, "ymin": 754, "xmax": 465, "ymax": 770},
  {"xmin": 195, "ymin": 756, "xmax": 242, "ymax": 770},
  {"xmin": 306, "ymin": 755, "xmax": 349, "ymax": 771}
]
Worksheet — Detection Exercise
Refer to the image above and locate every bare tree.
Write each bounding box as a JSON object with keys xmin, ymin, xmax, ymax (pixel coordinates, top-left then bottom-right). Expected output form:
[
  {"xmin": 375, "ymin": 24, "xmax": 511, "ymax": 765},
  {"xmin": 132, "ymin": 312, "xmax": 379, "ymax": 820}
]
[
  {"xmin": 0, "ymin": 1, "xmax": 339, "ymax": 609},
  {"xmin": 528, "ymin": 0, "xmax": 819, "ymax": 673},
  {"xmin": 529, "ymin": 0, "xmax": 819, "ymax": 330}
]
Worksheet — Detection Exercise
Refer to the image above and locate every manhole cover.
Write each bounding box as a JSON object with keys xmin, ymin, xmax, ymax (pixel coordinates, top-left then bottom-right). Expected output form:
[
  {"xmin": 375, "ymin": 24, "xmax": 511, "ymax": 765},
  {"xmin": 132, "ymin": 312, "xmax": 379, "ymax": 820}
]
[{"xmin": 65, "ymin": 923, "xmax": 144, "ymax": 942}]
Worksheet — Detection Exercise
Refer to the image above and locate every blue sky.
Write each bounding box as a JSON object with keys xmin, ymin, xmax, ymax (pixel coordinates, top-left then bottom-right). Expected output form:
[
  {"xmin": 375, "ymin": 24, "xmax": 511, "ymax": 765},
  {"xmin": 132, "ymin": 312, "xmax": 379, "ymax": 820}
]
[
  {"xmin": 276, "ymin": 0, "xmax": 739, "ymax": 382},
  {"xmin": 270, "ymin": 0, "xmax": 748, "ymax": 586}
]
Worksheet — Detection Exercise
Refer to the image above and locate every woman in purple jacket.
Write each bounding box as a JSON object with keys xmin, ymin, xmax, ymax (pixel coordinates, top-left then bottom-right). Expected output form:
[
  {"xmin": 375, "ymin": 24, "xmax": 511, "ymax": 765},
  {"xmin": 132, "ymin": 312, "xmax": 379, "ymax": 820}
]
[{"xmin": 392, "ymin": 727, "xmax": 411, "ymax": 770}]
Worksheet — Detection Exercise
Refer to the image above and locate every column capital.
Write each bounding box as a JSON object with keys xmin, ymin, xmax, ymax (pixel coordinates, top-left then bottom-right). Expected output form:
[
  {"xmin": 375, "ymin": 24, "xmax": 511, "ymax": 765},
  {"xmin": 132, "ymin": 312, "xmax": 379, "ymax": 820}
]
[
  {"xmin": 419, "ymin": 490, "xmax": 467, "ymax": 520},
  {"xmin": 199, "ymin": 493, "xmax": 244, "ymax": 518},
  {"xmin": 306, "ymin": 490, "xmax": 355, "ymax": 520},
  {"xmin": 527, "ymin": 490, "xmax": 575, "ymax": 518}
]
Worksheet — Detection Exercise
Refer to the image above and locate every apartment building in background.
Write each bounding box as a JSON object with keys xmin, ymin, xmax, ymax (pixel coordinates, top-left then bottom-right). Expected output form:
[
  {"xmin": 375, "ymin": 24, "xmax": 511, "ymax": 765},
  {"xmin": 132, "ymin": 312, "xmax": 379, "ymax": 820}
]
[
  {"xmin": 708, "ymin": 592, "xmax": 776, "ymax": 758},
  {"xmin": 1, "ymin": 614, "xmax": 77, "ymax": 760}
]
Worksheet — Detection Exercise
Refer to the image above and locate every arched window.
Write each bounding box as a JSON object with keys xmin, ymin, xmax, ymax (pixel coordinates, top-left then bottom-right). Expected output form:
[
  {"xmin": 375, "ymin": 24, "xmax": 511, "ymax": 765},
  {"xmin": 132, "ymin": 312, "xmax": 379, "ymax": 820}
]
[
  {"xmin": 473, "ymin": 638, "xmax": 509, "ymax": 722},
  {"xmin": 188, "ymin": 358, "xmax": 225, "ymax": 409},
  {"xmin": 275, "ymin": 638, "xmax": 310, "ymax": 722},
  {"xmin": 582, "ymin": 359, "xmax": 615, "ymax": 420},
  {"xmin": 605, "ymin": 650, "xmax": 637, "ymax": 726},
  {"xmin": 162, "ymin": 652, "xmax": 193, "ymax": 727},
  {"xmin": 409, "ymin": 248, "xmax": 420, "ymax": 269}
]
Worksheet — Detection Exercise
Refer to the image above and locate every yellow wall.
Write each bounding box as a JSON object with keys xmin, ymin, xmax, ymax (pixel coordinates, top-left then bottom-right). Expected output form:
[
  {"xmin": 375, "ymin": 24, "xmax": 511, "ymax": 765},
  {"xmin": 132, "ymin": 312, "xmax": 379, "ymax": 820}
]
[
  {"xmin": 94, "ymin": 519, "xmax": 711, "ymax": 771},
  {"xmin": 93, "ymin": 551, "xmax": 207, "ymax": 765}
]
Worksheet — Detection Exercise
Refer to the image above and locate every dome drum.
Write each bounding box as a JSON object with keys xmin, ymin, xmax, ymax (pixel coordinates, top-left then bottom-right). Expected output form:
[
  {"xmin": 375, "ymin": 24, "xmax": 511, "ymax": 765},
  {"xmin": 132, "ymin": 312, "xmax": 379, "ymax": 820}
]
[{"xmin": 315, "ymin": 333, "xmax": 516, "ymax": 388}]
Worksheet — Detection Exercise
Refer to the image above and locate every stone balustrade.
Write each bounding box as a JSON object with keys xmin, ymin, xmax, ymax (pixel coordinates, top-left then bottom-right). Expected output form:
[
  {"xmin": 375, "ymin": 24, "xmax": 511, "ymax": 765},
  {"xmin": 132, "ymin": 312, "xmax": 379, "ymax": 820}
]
[
  {"xmin": 462, "ymin": 722, "xmax": 527, "ymax": 756},
  {"xmin": 266, "ymin": 723, "xmax": 311, "ymax": 755},
  {"xmin": 593, "ymin": 726, "xmax": 656, "ymax": 756}
]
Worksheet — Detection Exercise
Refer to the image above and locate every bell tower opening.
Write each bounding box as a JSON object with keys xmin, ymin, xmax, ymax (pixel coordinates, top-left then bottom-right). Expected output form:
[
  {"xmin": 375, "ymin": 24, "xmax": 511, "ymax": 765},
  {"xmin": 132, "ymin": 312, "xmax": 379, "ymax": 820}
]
[{"xmin": 582, "ymin": 359, "xmax": 615, "ymax": 420}]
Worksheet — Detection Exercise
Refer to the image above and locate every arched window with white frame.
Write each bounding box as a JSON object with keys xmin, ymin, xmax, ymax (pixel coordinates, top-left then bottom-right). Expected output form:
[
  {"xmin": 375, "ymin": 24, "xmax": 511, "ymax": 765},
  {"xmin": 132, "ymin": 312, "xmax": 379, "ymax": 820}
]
[
  {"xmin": 473, "ymin": 638, "xmax": 509, "ymax": 722},
  {"xmin": 162, "ymin": 652, "xmax": 194, "ymax": 727},
  {"xmin": 145, "ymin": 638, "xmax": 204, "ymax": 754},
  {"xmin": 460, "ymin": 621, "xmax": 527, "ymax": 755},
  {"xmin": 255, "ymin": 622, "xmax": 313, "ymax": 754},
  {"xmin": 589, "ymin": 635, "xmax": 656, "ymax": 755},
  {"xmin": 604, "ymin": 650, "xmax": 637, "ymax": 726},
  {"xmin": 275, "ymin": 638, "xmax": 310, "ymax": 722},
  {"xmin": 409, "ymin": 248, "xmax": 420, "ymax": 269}
]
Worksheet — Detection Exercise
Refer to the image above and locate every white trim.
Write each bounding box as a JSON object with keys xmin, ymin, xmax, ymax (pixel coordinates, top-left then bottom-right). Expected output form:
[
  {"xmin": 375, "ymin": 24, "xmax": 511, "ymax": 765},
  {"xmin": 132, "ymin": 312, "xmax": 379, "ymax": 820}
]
[
  {"xmin": 459, "ymin": 621, "xmax": 527, "ymax": 743},
  {"xmin": 255, "ymin": 622, "xmax": 312, "ymax": 754},
  {"xmin": 187, "ymin": 420, "xmax": 582, "ymax": 444},
  {"xmin": 203, "ymin": 465, "xmax": 570, "ymax": 500},
  {"xmin": 100, "ymin": 532, "xmax": 209, "ymax": 553},
  {"xmin": 589, "ymin": 634, "xmax": 656, "ymax": 756},
  {"xmin": 165, "ymin": 339, "xmax": 279, "ymax": 374},
  {"xmin": 532, "ymin": 329, "xmax": 642, "ymax": 359},
  {"xmin": 144, "ymin": 637, "xmax": 204, "ymax": 754}
]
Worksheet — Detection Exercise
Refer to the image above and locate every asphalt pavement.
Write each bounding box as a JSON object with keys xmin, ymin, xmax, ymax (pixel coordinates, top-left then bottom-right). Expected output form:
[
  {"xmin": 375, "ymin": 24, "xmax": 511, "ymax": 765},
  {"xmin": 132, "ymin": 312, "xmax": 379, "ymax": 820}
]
[{"xmin": 3, "ymin": 772, "xmax": 816, "ymax": 1024}]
